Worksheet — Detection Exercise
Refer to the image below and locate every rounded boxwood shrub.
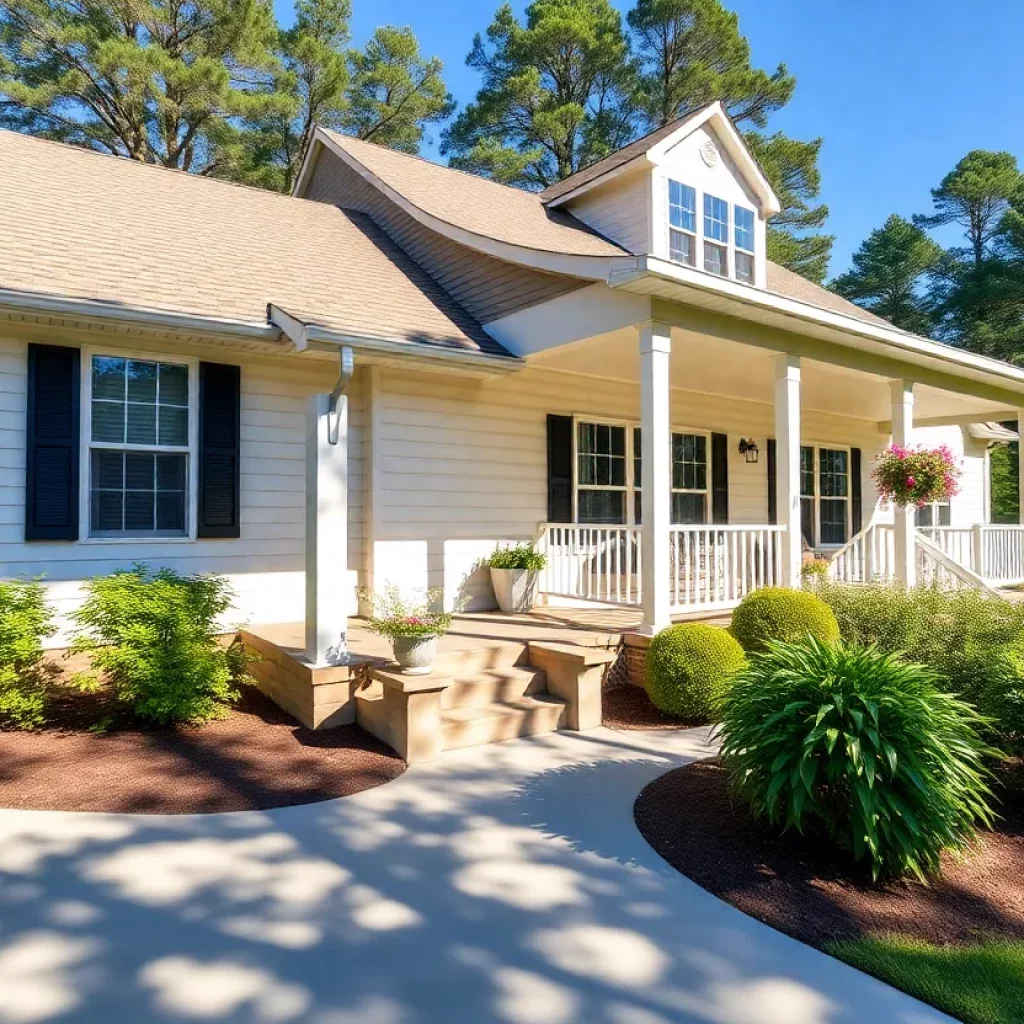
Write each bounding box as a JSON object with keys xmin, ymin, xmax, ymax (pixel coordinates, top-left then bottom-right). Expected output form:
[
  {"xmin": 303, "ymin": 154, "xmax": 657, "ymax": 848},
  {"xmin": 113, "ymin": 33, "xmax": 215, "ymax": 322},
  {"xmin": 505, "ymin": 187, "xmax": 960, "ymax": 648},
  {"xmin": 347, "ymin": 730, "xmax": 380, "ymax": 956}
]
[
  {"xmin": 645, "ymin": 623, "xmax": 746, "ymax": 721},
  {"xmin": 717, "ymin": 638, "xmax": 995, "ymax": 881},
  {"xmin": 731, "ymin": 586, "xmax": 839, "ymax": 653}
]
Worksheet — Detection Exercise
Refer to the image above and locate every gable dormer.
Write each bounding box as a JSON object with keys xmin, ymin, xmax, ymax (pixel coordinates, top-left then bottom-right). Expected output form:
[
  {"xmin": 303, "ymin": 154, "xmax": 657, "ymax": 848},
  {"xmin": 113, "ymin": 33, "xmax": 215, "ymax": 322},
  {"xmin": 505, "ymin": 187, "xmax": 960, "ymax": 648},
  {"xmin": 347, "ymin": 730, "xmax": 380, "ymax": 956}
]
[{"xmin": 542, "ymin": 102, "xmax": 779, "ymax": 290}]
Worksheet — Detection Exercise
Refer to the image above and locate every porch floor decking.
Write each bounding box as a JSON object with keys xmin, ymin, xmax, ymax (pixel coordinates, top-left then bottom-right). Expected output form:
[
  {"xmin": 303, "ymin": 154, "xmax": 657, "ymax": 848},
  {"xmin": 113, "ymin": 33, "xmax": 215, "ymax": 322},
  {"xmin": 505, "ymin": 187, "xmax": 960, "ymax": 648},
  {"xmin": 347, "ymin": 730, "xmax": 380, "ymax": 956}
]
[{"xmin": 248, "ymin": 606, "xmax": 732, "ymax": 665}]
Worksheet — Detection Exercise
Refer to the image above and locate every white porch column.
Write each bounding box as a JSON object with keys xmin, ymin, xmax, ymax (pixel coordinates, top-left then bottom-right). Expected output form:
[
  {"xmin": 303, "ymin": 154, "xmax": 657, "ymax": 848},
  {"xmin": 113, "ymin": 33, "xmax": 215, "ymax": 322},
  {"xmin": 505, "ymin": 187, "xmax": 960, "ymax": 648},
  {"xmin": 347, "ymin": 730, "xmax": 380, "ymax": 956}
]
[
  {"xmin": 891, "ymin": 379, "xmax": 917, "ymax": 587},
  {"xmin": 305, "ymin": 382, "xmax": 350, "ymax": 666},
  {"xmin": 639, "ymin": 321, "xmax": 672, "ymax": 634},
  {"xmin": 774, "ymin": 354, "xmax": 802, "ymax": 588},
  {"xmin": 1018, "ymin": 412, "xmax": 1024, "ymax": 523}
]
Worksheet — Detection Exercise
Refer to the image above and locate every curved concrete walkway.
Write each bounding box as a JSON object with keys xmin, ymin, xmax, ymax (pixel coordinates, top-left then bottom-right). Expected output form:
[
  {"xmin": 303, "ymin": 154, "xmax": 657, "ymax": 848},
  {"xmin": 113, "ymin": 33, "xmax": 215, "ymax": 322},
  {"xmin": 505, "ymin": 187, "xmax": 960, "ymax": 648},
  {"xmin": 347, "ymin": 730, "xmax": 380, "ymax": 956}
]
[{"xmin": 0, "ymin": 726, "xmax": 952, "ymax": 1024}]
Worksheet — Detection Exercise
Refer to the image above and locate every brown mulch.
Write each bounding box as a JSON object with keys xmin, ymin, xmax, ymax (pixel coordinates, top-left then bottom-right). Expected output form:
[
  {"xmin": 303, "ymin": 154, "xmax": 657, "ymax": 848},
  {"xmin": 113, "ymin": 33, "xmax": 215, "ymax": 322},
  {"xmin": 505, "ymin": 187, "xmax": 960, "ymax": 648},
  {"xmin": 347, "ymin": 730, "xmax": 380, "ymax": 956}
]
[
  {"xmin": 602, "ymin": 684, "xmax": 696, "ymax": 730},
  {"xmin": 635, "ymin": 758, "xmax": 1024, "ymax": 948},
  {"xmin": 0, "ymin": 688, "xmax": 405, "ymax": 815}
]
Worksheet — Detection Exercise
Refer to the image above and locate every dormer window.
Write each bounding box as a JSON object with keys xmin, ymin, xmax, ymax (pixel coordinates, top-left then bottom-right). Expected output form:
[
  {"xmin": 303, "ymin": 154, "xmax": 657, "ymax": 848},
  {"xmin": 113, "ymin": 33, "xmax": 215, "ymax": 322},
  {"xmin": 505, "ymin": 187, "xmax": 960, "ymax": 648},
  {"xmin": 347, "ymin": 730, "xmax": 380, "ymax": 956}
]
[
  {"xmin": 703, "ymin": 194, "xmax": 728, "ymax": 276},
  {"xmin": 735, "ymin": 206, "xmax": 755, "ymax": 284},
  {"xmin": 668, "ymin": 180, "xmax": 697, "ymax": 266}
]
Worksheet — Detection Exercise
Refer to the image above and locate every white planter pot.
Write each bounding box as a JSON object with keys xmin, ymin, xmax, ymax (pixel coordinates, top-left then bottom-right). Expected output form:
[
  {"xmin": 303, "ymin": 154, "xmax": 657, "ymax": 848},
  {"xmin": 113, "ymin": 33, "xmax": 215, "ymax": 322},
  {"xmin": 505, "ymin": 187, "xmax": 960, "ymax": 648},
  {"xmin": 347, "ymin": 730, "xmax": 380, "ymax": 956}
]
[
  {"xmin": 490, "ymin": 567, "xmax": 540, "ymax": 614},
  {"xmin": 391, "ymin": 634, "xmax": 438, "ymax": 675}
]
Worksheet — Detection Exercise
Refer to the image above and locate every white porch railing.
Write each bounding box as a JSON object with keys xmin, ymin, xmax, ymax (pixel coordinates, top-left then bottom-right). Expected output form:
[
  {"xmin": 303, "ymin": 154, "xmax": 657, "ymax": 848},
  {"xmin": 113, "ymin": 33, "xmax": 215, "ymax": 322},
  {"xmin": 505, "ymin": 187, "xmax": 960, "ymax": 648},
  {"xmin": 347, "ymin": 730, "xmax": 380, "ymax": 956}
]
[
  {"xmin": 536, "ymin": 523, "xmax": 785, "ymax": 613},
  {"xmin": 826, "ymin": 523, "xmax": 895, "ymax": 583},
  {"xmin": 976, "ymin": 525, "xmax": 1024, "ymax": 585}
]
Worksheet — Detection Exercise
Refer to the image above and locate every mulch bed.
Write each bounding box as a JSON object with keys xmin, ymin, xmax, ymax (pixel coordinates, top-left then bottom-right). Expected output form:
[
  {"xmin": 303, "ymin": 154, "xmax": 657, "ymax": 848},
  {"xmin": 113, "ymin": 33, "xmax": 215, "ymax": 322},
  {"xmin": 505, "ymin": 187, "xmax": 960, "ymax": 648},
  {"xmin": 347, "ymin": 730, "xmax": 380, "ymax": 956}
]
[
  {"xmin": 602, "ymin": 684, "xmax": 696, "ymax": 730},
  {"xmin": 635, "ymin": 758, "xmax": 1024, "ymax": 948},
  {"xmin": 0, "ymin": 688, "xmax": 405, "ymax": 815}
]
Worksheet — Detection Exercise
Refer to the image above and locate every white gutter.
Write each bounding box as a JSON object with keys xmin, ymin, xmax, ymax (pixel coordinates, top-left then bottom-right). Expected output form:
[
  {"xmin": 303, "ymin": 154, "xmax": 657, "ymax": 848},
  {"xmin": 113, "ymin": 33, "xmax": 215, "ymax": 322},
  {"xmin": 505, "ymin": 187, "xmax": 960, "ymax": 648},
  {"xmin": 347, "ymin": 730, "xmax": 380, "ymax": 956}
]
[
  {"xmin": 0, "ymin": 287, "xmax": 280, "ymax": 341},
  {"xmin": 266, "ymin": 304, "xmax": 523, "ymax": 375},
  {"xmin": 613, "ymin": 256, "xmax": 1024, "ymax": 398}
]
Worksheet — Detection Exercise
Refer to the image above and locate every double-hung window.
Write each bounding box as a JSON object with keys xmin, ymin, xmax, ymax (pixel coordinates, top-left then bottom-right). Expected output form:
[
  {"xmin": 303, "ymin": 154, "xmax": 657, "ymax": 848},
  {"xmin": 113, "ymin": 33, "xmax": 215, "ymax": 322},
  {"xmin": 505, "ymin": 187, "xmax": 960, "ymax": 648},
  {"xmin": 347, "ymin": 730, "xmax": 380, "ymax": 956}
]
[
  {"xmin": 576, "ymin": 421, "xmax": 627, "ymax": 524},
  {"xmin": 87, "ymin": 355, "xmax": 192, "ymax": 537},
  {"xmin": 734, "ymin": 205, "xmax": 755, "ymax": 284},
  {"xmin": 703, "ymin": 194, "xmax": 729, "ymax": 276},
  {"xmin": 668, "ymin": 180, "xmax": 697, "ymax": 266},
  {"xmin": 630, "ymin": 427, "xmax": 708, "ymax": 525},
  {"xmin": 800, "ymin": 445, "xmax": 849, "ymax": 547}
]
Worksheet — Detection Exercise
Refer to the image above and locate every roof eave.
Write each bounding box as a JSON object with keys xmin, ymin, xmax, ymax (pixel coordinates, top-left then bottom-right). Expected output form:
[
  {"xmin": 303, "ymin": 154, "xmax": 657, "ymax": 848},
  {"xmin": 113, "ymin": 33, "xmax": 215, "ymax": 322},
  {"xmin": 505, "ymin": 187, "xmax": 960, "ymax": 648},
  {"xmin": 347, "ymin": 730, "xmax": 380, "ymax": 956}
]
[{"xmin": 612, "ymin": 257, "xmax": 1024, "ymax": 403}]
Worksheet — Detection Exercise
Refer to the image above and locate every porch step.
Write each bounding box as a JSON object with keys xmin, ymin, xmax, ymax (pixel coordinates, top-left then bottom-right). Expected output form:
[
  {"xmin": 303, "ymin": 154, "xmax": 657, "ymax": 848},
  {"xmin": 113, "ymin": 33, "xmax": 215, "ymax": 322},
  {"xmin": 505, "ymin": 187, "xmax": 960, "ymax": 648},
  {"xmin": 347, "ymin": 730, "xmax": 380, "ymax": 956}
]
[
  {"xmin": 428, "ymin": 642, "xmax": 530, "ymax": 676},
  {"xmin": 441, "ymin": 694, "xmax": 568, "ymax": 751},
  {"xmin": 441, "ymin": 667, "xmax": 547, "ymax": 709}
]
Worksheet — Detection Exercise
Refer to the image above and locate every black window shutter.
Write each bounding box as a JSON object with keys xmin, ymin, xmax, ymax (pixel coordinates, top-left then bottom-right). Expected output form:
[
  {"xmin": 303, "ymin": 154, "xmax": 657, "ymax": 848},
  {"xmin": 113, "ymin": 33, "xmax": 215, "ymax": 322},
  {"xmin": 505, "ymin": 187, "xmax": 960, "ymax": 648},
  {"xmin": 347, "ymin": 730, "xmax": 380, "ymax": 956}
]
[
  {"xmin": 547, "ymin": 414, "xmax": 573, "ymax": 523},
  {"xmin": 198, "ymin": 362, "xmax": 241, "ymax": 538},
  {"xmin": 25, "ymin": 344, "xmax": 80, "ymax": 541},
  {"xmin": 851, "ymin": 447, "xmax": 863, "ymax": 536},
  {"xmin": 767, "ymin": 438, "xmax": 777, "ymax": 524},
  {"xmin": 711, "ymin": 432, "xmax": 729, "ymax": 524}
]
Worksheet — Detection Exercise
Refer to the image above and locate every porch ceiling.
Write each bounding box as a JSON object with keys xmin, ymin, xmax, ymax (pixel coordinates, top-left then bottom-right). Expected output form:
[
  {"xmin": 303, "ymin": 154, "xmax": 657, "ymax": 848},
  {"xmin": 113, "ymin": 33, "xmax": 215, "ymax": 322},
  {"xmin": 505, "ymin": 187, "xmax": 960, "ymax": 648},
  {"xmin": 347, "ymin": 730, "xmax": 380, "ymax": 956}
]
[{"xmin": 528, "ymin": 327, "xmax": 1015, "ymax": 425}]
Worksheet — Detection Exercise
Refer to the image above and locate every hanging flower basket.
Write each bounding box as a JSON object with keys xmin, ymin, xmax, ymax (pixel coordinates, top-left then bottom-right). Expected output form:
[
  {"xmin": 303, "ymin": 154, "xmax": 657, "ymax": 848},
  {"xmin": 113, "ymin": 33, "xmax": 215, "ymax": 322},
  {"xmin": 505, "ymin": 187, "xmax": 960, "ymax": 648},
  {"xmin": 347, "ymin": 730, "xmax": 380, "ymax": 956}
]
[{"xmin": 873, "ymin": 444, "xmax": 961, "ymax": 508}]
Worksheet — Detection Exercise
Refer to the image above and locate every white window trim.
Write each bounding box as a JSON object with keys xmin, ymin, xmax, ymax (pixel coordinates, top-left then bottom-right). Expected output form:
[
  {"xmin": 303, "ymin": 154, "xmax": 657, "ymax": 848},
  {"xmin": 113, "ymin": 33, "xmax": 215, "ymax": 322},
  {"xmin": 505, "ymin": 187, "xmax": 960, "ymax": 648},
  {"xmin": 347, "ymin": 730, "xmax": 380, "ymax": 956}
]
[
  {"xmin": 702, "ymin": 193, "xmax": 731, "ymax": 278},
  {"xmin": 801, "ymin": 442, "xmax": 852, "ymax": 549},
  {"xmin": 79, "ymin": 346, "xmax": 200, "ymax": 544},
  {"xmin": 916, "ymin": 501, "xmax": 952, "ymax": 527},
  {"xmin": 572, "ymin": 415, "xmax": 710, "ymax": 526},
  {"xmin": 734, "ymin": 204, "xmax": 756, "ymax": 284},
  {"xmin": 667, "ymin": 179, "xmax": 698, "ymax": 268}
]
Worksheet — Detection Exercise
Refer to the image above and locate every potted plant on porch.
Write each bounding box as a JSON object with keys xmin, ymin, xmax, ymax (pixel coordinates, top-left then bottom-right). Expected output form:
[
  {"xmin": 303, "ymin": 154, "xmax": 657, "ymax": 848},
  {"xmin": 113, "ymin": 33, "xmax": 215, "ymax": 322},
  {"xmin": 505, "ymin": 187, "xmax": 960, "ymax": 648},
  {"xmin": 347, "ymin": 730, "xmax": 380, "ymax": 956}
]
[
  {"xmin": 488, "ymin": 543, "xmax": 547, "ymax": 613},
  {"xmin": 358, "ymin": 586, "xmax": 455, "ymax": 675}
]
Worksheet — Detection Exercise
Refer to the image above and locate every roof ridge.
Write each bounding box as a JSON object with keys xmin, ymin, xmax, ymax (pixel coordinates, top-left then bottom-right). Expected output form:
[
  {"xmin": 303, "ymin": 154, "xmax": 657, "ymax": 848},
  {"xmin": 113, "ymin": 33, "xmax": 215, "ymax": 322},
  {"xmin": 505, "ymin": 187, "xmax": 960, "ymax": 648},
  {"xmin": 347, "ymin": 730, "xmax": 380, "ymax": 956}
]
[
  {"xmin": 319, "ymin": 127, "xmax": 553, "ymax": 201},
  {"xmin": 0, "ymin": 128, "xmax": 327, "ymax": 209}
]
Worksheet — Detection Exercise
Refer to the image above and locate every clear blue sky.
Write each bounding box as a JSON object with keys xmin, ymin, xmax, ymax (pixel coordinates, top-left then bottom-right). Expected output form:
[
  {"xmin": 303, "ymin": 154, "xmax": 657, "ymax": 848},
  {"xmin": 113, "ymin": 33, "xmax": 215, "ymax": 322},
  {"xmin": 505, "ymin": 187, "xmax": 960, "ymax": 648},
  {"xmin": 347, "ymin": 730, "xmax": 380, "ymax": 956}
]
[{"xmin": 272, "ymin": 0, "xmax": 1024, "ymax": 278}]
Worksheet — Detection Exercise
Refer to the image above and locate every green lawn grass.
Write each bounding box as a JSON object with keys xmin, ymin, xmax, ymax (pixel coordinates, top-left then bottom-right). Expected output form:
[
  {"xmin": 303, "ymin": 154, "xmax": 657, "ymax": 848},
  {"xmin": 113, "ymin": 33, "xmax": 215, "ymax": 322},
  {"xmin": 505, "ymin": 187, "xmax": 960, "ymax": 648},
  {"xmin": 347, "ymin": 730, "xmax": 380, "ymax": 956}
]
[{"xmin": 828, "ymin": 935, "xmax": 1024, "ymax": 1024}]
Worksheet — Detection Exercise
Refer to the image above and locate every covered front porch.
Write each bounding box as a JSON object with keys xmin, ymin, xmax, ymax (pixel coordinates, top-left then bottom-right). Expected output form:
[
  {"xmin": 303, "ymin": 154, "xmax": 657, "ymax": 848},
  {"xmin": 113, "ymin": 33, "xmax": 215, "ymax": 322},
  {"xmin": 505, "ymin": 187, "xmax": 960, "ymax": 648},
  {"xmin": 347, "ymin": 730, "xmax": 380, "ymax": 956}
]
[{"xmin": 509, "ymin": 298, "xmax": 1024, "ymax": 634}]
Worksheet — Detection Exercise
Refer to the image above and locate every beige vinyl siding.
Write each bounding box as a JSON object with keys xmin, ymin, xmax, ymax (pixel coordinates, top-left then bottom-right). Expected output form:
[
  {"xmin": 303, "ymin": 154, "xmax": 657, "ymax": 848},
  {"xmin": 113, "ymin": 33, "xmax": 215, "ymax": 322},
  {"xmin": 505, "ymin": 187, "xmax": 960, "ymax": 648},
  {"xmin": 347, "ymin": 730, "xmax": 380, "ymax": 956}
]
[
  {"xmin": 912, "ymin": 424, "xmax": 988, "ymax": 526},
  {"xmin": 0, "ymin": 333, "xmax": 365, "ymax": 644},
  {"xmin": 565, "ymin": 168, "xmax": 650, "ymax": 254},
  {"xmin": 303, "ymin": 148, "xmax": 587, "ymax": 324},
  {"xmin": 369, "ymin": 365, "xmax": 893, "ymax": 609}
]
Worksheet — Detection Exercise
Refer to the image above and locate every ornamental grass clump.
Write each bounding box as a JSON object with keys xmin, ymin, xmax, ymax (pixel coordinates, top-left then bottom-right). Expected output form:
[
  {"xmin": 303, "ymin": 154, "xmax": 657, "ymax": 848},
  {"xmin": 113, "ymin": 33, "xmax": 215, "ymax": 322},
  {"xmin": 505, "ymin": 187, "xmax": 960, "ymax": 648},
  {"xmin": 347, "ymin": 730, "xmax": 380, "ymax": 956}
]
[
  {"xmin": 645, "ymin": 623, "xmax": 746, "ymax": 721},
  {"xmin": 873, "ymin": 444, "xmax": 961, "ymax": 508},
  {"xmin": 71, "ymin": 566, "xmax": 252, "ymax": 726},
  {"xmin": 730, "ymin": 586, "xmax": 840, "ymax": 654},
  {"xmin": 0, "ymin": 580, "xmax": 57, "ymax": 729},
  {"xmin": 717, "ymin": 638, "xmax": 995, "ymax": 881}
]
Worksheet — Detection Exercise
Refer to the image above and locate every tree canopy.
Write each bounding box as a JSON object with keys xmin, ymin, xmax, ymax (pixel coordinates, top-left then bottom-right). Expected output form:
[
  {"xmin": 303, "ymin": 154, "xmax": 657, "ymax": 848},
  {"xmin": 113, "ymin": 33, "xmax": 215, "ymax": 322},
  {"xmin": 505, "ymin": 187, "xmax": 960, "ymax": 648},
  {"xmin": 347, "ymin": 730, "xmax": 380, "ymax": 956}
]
[
  {"xmin": 831, "ymin": 215, "xmax": 942, "ymax": 334},
  {"xmin": 440, "ymin": 0, "xmax": 637, "ymax": 189},
  {"xmin": 443, "ymin": 0, "xmax": 833, "ymax": 280},
  {"xmin": 0, "ymin": 0, "xmax": 453, "ymax": 189}
]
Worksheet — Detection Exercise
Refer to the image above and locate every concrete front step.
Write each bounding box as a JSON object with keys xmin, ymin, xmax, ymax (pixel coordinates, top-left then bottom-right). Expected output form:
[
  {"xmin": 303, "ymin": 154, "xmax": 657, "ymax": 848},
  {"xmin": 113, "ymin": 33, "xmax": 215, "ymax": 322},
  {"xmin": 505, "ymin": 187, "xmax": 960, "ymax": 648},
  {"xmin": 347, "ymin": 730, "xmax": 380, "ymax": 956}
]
[
  {"xmin": 441, "ymin": 667, "xmax": 547, "ymax": 709},
  {"xmin": 441, "ymin": 694, "xmax": 568, "ymax": 751}
]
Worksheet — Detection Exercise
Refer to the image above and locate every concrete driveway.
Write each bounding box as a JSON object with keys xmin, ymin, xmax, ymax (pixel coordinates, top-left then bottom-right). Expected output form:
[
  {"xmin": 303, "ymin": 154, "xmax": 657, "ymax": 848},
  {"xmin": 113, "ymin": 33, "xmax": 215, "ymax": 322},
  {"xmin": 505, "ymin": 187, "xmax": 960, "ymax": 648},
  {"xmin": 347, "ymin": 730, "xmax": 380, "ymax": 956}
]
[{"xmin": 0, "ymin": 725, "xmax": 951, "ymax": 1023}]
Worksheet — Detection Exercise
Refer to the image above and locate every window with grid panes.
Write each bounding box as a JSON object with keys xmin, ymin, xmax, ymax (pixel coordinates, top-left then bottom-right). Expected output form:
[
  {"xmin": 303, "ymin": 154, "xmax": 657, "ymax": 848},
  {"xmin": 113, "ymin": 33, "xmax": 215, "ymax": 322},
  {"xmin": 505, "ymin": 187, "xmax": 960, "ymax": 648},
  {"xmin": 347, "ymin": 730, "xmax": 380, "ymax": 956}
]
[
  {"xmin": 576, "ymin": 421, "xmax": 626, "ymax": 523},
  {"xmin": 89, "ymin": 356, "xmax": 190, "ymax": 536}
]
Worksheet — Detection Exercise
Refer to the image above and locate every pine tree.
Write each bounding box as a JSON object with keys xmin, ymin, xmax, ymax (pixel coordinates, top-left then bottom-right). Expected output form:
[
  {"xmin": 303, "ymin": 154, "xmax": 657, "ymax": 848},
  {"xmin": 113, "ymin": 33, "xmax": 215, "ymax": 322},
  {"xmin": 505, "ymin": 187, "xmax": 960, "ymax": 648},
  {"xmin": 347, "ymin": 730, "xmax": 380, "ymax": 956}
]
[
  {"xmin": 915, "ymin": 150, "xmax": 1023, "ymax": 266},
  {"xmin": 345, "ymin": 26, "xmax": 455, "ymax": 154},
  {"xmin": 627, "ymin": 0, "xmax": 793, "ymax": 129},
  {"xmin": 440, "ymin": 0, "xmax": 638, "ymax": 189},
  {"xmin": 0, "ymin": 0, "xmax": 284, "ymax": 173},
  {"xmin": 830, "ymin": 215, "xmax": 942, "ymax": 333}
]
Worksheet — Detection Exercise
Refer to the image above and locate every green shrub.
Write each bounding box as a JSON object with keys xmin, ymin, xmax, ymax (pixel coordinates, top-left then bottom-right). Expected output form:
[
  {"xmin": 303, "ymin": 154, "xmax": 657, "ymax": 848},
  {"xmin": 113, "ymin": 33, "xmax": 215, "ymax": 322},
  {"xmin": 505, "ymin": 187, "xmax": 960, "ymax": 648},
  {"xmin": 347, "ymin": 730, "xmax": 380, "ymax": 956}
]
[
  {"xmin": 816, "ymin": 581, "xmax": 1024, "ymax": 747},
  {"xmin": 0, "ymin": 580, "xmax": 56, "ymax": 729},
  {"xmin": 645, "ymin": 623, "xmax": 746, "ymax": 721},
  {"xmin": 71, "ymin": 566, "xmax": 252, "ymax": 725},
  {"xmin": 730, "ymin": 586, "xmax": 840, "ymax": 653},
  {"xmin": 718, "ymin": 638, "xmax": 995, "ymax": 881},
  {"xmin": 487, "ymin": 543, "xmax": 546, "ymax": 571}
]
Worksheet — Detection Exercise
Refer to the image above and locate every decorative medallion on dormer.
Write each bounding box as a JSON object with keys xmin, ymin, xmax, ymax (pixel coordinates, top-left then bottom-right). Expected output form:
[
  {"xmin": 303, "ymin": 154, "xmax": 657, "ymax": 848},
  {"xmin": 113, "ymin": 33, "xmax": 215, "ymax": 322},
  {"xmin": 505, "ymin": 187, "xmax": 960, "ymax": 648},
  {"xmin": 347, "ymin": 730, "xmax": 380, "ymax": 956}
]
[{"xmin": 699, "ymin": 139, "xmax": 720, "ymax": 167}]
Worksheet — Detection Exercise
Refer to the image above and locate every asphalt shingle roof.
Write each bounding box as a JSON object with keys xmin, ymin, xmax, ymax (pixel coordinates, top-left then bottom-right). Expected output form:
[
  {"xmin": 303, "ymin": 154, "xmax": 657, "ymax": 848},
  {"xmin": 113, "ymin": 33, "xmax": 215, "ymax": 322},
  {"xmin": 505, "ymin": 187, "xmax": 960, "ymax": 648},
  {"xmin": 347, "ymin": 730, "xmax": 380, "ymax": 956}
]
[{"xmin": 0, "ymin": 129, "xmax": 505, "ymax": 356}]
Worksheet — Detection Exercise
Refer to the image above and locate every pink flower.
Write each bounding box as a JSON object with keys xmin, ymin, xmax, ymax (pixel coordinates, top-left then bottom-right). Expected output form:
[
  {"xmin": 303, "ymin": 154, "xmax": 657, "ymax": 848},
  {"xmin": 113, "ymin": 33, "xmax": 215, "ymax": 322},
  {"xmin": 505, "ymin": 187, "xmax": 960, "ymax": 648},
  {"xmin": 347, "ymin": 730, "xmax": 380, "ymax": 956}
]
[{"xmin": 906, "ymin": 475, "xmax": 916, "ymax": 487}]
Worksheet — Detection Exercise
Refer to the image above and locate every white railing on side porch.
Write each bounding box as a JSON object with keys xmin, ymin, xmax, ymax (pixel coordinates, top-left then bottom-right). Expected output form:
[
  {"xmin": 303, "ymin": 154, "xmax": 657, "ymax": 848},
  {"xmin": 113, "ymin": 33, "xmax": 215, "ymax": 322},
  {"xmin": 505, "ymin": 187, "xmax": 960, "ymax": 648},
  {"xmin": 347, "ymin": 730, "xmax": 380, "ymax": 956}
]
[
  {"xmin": 976, "ymin": 525, "xmax": 1024, "ymax": 585},
  {"xmin": 827, "ymin": 523, "xmax": 895, "ymax": 583},
  {"xmin": 536, "ymin": 523, "xmax": 785, "ymax": 613}
]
